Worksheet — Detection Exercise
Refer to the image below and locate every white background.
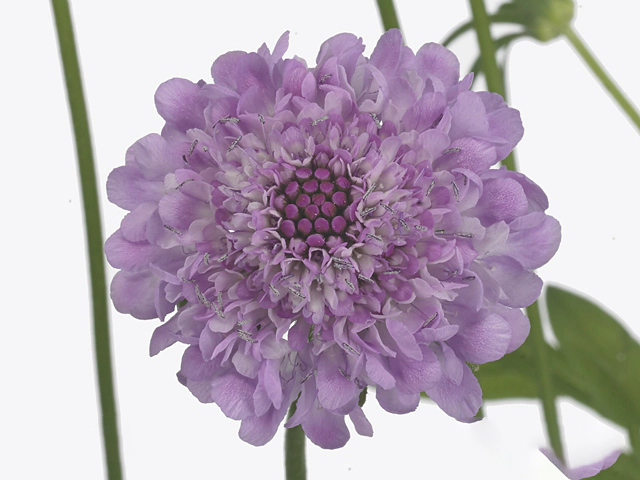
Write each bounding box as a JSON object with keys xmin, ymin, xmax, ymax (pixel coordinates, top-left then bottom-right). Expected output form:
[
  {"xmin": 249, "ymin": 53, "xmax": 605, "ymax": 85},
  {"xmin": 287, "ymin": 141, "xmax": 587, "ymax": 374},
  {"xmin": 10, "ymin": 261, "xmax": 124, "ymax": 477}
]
[{"xmin": 1, "ymin": 0, "xmax": 638, "ymax": 478}]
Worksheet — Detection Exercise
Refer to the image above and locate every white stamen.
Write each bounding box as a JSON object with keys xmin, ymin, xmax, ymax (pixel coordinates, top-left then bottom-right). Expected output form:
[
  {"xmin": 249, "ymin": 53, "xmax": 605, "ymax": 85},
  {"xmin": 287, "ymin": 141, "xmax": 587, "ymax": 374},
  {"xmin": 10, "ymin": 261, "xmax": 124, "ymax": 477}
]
[
  {"xmin": 452, "ymin": 181, "xmax": 459, "ymax": 201},
  {"xmin": 288, "ymin": 287, "xmax": 306, "ymax": 299},
  {"xmin": 342, "ymin": 343, "xmax": 361, "ymax": 356},
  {"xmin": 194, "ymin": 284, "xmax": 212, "ymax": 309},
  {"xmin": 442, "ymin": 147, "xmax": 461, "ymax": 155},
  {"xmin": 422, "ymin": 312, "xmax": 438, "ymax": 329},
  {"xmin": 188, "ymin": 139, "xmax": 199, "ymax": 156},
  {"xmin": 426, "ymin": 179, "xmax": 436, "ymax": 196},
  {"xmin": 369, "ymin": 113, "xmax": 383, "ymax": 129},
  {"xmin": 382, "ymin": 269, "xmax": 401, "ymax": 275},
  {"xmin": 366, "ymin": 233, "xmax": 383, "ymax": 243},
  {"xmin": 380, "ymin": 203, "xmax": 396, "ymax": 214},
  {"xmin": 345, "ymin": 279, "xmax": 355, "ymax": 291},
  {"xmin": 357, "ymin": 274, "xmax": 374, "ymax": 284},
  {"xmin": 362, "ymin": 182, "xmax": 377, "ymax": 201},
  {"xmin": 237, "ymin": 329, "xmax": 258, "ymax": 343},
  {"xmin": 311, "ymin": 116, "xmax": 329, "ymax": 126},
  {"xmin": 175, "ymin": 178, "xmax": 194, "ymax": 190},
  {"xmin": 362, "ymin": 206, "xmax": 377, "ymax": 217},
  {"xmin": 228, "ymin": 135, "xmax": 242, "ymax": 152},
  {"xmin": 163, "ymin": 224, "xmax": 182, "ymax": 236}
]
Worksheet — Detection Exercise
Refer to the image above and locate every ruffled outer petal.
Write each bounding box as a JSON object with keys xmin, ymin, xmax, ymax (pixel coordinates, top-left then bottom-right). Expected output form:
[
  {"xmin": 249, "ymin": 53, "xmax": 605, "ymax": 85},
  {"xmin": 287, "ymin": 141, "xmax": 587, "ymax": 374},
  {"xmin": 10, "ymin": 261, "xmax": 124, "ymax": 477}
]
[{"xmin": 424, "ymin": 363, "xmax": 482, "ymax": 422}]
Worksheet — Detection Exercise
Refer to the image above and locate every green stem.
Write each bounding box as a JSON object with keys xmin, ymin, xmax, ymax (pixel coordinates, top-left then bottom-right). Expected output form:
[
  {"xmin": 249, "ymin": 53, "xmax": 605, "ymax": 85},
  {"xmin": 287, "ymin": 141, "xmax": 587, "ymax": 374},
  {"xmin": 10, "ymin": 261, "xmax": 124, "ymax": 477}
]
[
  {"xmin": 527, "ymin": 300, "xmax": 565, "ymax": 463},
  {"xmin": 467, "ymin": 0, "xmax": 516, "ymax": 171},
  {"xmin": 468, "ymin": 0, "xmax": 504, "ymax": 96},
  {"xmin": 285, "ymin": 404, "xmax": 306, "ymax": 480},
  {"xmin": 563, "ymin": 25, "xmax": 640, "ymax": 133},
  {"xmin": 375, "ymin": 0, "xmax": 401, "ymax": 32},
  {"xmin": 50, "ymin": 2, "xmax": 123, "ymax": 479}
]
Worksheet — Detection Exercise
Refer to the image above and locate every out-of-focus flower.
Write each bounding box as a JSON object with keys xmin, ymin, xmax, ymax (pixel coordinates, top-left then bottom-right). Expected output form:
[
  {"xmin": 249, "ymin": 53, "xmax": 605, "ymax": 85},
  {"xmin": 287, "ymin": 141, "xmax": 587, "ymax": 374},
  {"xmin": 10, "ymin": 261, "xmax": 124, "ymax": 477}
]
[
  {"xmin": 541, "ymin": 447, "xmax": 621, "ymax": 479},
  {"xmin": 105, "ymin": 29, "xmax": 560, "ymax": 448}
]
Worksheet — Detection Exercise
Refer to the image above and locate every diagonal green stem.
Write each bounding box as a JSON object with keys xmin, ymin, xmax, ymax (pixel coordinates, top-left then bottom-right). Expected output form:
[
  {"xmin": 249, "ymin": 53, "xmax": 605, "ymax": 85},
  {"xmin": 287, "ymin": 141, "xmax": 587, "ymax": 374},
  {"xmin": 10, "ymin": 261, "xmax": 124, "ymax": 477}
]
[
  {"xmin": 285, "ymin": 403, "xmax": 306, "ymax": 480},
  {"xmin": 527, "ymin": 300, "xmax": 565, "ymax": 463},
  {"xmin": 467, "ymin": 0, "xmax": 516, "ymax": 172},
  {"xmin": 375, "ymin": 0, "xmax": 401, "ymax": 32},
  {"xmin": 563, "ymin": 25, "xmax": 640, "ymax": 133},
  {"xmin": 50, "ymin": 1, "xmax": 123, "ymax": 479}
]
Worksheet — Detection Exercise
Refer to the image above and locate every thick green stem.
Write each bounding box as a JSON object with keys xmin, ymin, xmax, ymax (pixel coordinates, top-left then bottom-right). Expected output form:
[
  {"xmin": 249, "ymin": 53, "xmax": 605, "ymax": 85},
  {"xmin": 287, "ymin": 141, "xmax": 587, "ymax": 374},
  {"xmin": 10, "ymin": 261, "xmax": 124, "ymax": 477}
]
[
  {"xmin": 527, "ymin": 300, "xmax": 565, "ymax": 463},
  {"xmin": 468, "ymin": 0, "xmax": 504, "ymax": 95},
  {"xmin": 285, "ymin": 404, "xmax": 306, "ymax": 480},
  {"xmin": 468, "ymin": 0, "xmax": 563, "ymax": 461},
  {"xmin": 563, "ymin": 26, "xmax": 640, "ymax": 133},
  {"xmin": 50, "ymin": 1, "xmax": 123, "ymax": 479},
  {"xmin": 467, "ymin": 0, "xmax": 516, "ymax": 171},
  {"xmin": 375, "ymin": 0, "xmax": 401, "ymax": 32}
]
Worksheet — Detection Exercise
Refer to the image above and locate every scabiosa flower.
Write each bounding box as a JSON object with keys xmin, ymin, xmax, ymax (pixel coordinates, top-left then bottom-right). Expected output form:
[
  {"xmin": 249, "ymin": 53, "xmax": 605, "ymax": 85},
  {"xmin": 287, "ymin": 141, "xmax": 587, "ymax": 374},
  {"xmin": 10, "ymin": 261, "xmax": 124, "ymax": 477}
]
[{"xmin": 106, "ymin": 29, "xmax": 560, "ymax": 449}]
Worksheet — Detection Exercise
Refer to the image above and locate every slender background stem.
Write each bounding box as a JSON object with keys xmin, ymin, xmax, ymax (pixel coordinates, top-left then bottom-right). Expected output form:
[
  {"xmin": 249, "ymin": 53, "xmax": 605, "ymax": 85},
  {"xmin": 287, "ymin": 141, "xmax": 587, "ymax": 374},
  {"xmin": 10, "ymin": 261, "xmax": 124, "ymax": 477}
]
[
  {"xmin": 563, "ymin": 26, "xmax": 640, "ymax": 133},
  {"xmin": 527, "ymin": 301, "xmax": 566, "ymax": 463},
  {"xmin": 50, "ymin": 1, "xmax": 123, "ymax": 478},
  {"xmin": 467, "ymin": 0, "xmax": 516, "ymax": 171},
  {"xmin": 468, "ymin": 0, "xmax": 563, "ymax": 463},
  {"xmin": 285, "ymin": 404, "xmax": 306, "ymax": 480},
  {"xmin": 375, "ymin": 0, "xmax": 401, "ymax": 32}
]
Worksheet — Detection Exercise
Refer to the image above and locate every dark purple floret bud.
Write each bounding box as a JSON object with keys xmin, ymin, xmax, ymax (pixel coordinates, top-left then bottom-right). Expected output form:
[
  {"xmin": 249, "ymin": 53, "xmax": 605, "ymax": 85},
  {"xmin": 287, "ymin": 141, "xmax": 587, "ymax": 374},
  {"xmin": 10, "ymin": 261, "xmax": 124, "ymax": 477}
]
[
  {"xmin": 302, "ymin": 180, "xmax": 318, "ymax": 194},
  {"xmin": 298, "ymin": 218, "xmax": 312, "ymax": 236},
  {"xmin": 314, "ymin": 168, "xmax": 331, "ymax": 181},
  {"xmin": 295, "ymin": 194, "xmax": 311, "ymax": 208},
  {"xmin": 285, "ymin": 204, "xmax": 300, "ymax": 220},
  {"xmin": 280, "ymin": 220, "xmax": 296, "ymax": 238},
  {"xmin": 321, "ymin": 202, "xmax": 337, "ymax": 218},
  {"xmin": 285, "ymin": 181, "xmax": 300, "ymax": 199},
  {"xmin": 331, "ymin": 215, "xmax": 347, "ymax": 234},
  {"xmin": 295, "ymin": 167, "xmax": 313, "ymax": 180},
  {"xmin": 307, "ymin": 233, "xmax": 326, "ymax": 248},
  {"xmin": 320, "ymin": 182, "xmax": 334, "ymax": 195},
  {"xmin": 314, "ymin": 217, "xmax": 330, "ymax": 235},
  {"xmin": 332, "ymin": 191, "xmax": 347, "ymax": 207},
  {"xmin": 336, "ymin": 176, "xmax": 351, "ymax": 190},
  {"xmin": 304, "ymin": 205, "xmax": 320, "ymax": 220},
  {"xmin": 312, "ymin": 193, "xmax": 326, "ymax": 206}
]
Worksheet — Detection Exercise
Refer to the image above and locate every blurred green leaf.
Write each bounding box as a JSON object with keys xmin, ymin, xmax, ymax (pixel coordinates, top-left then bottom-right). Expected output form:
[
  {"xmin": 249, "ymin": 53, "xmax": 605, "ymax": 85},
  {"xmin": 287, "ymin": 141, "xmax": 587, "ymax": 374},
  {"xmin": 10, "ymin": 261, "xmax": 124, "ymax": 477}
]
[
  {"xmin": 547, "ymin": 286, "xmax": 640, "ymax": 429},
  {"xmin": 475, "ymin": 338, "xmax": 537, "ymax": 400},
  {"xmin": 594, "ymin": 453, "xmax": 640, "ymax": 479}
]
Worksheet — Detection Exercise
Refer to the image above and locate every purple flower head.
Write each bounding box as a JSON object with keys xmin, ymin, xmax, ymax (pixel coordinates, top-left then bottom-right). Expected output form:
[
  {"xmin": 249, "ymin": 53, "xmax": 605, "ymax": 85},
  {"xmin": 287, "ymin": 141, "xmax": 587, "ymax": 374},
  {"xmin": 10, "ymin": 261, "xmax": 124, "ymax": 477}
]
[{"xmin": 106, "ymin": 29, "xmax": 561, "ymax": 448}]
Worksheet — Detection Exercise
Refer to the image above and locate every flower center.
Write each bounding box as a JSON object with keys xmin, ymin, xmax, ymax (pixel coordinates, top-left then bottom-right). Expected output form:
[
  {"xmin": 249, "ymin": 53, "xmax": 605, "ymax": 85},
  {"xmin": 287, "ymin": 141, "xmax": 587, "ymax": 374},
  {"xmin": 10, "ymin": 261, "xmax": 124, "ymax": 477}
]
[{"xmin": 274, "ymin": 165, "xmax": 353, "ymax": 252}]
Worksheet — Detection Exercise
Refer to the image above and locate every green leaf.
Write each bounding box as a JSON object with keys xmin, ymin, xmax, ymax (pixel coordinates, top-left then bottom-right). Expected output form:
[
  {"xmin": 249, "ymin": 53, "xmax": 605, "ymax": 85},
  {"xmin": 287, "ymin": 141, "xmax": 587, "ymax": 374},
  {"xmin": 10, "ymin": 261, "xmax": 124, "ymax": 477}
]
[
  {"xmin": 546, "ymin": 285, "xmax": 640, "ymax": 429},
  {"xmin": 593, "ymin": 453, "xmax": 640, "ymax": 479},
  {"xmin": 475, "ymin": 339, "xmax": 538, "ymax": 400}
]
